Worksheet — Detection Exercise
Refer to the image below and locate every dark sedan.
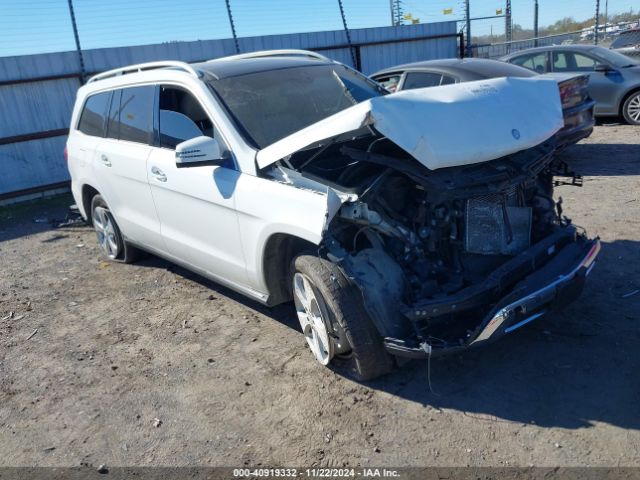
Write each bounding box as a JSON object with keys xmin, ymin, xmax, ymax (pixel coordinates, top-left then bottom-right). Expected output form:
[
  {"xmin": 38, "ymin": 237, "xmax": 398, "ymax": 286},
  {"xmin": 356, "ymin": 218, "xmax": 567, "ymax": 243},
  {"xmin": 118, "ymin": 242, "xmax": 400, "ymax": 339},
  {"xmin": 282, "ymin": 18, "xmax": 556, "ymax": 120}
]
[
  {"xmin": 371, "ymin": 58, "xmax": 596, "ymax": 148},
  {"xmin": 502, "ymin": 45, "xmax": 640, "ymax": 125}
]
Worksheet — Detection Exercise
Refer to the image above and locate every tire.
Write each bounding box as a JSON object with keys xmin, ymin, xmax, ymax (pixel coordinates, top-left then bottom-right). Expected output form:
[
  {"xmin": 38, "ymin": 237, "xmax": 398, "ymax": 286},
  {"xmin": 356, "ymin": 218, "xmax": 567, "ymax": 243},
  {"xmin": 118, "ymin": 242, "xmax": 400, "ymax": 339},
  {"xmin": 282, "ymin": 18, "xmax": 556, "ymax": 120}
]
[
  {"xmin": 90, "ymin": 194, "xmax": 140, "ymax": 263},
  {"xmin": 291, "ymin": 254, "xmax": 393, "ymax": 381},
  {"xmin": 622, "ymin": 91, "xmax": 640, "ymax": 125}
]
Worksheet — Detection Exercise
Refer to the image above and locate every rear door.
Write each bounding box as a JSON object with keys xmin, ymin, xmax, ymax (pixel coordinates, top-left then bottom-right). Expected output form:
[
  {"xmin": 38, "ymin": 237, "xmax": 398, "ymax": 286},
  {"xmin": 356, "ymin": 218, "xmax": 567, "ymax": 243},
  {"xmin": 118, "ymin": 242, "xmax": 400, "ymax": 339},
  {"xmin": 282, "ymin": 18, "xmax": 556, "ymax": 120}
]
[
  {"xmin": 93, "ymin": 85, "xmax": 165, "ymax": 252},
  {"xmin": 146, "ymin": 84, "xmax": 248, "ymax": 287}
]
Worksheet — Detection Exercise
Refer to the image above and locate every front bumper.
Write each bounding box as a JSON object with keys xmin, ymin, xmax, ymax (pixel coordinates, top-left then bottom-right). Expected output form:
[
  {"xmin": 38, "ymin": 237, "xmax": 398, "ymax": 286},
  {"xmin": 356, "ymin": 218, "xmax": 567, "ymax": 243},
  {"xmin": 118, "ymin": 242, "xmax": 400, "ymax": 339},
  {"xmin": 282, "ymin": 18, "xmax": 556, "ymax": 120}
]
[{"xmin": 384, "ymin": 234, "xmax": 600, "ymax": 358}]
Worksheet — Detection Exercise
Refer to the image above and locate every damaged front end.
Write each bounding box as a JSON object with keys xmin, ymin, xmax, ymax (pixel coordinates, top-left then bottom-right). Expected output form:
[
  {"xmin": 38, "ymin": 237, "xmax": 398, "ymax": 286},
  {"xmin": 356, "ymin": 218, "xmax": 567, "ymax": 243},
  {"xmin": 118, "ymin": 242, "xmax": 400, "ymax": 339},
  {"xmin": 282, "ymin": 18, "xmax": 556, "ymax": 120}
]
[
  {"xmin": 262, "ymin": 77, "xmax": 599, "ymax": 358},
  {"xmin": 317, "ymin": 138, "xmax": 599, "ymax": 358}
]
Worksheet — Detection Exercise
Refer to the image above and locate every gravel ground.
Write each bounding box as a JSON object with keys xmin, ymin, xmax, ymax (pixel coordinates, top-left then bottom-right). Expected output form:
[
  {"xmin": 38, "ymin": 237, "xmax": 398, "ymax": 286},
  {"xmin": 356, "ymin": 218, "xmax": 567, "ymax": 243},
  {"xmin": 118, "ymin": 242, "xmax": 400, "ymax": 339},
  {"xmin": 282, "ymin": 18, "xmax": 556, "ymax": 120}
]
[{"xmin": 0, "ymin": 124, "xmax": 639, "ymax": 468}]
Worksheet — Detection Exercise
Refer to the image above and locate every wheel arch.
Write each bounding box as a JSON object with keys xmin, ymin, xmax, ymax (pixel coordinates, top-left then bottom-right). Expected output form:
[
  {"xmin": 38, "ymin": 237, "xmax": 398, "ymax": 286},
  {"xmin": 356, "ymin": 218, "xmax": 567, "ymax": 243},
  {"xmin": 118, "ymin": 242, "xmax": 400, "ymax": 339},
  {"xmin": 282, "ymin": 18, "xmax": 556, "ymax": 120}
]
[
  {"xmin": 81, "ymin": 184, "xmax": 100, "ymax": 223},
  {"xmin": 261, "ymin": 232, "xmax": 318, "ymax": 306}
]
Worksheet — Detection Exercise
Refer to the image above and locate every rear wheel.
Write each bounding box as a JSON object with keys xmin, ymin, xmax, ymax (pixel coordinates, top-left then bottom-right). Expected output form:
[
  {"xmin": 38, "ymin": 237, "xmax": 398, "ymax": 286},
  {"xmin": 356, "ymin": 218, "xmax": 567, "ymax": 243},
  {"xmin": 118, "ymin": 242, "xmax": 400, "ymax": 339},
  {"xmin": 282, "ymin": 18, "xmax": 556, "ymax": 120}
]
[
  {"xmin": 622, "ymin": 91, "xmax": 640, "ymax": 125},
  {"xmin": 292, "ymin": 255, "xmax": 393, "ymax": 381},
  {"xmin": 90, "ymin": 195, "xmax": 139, "ymax": 263}
]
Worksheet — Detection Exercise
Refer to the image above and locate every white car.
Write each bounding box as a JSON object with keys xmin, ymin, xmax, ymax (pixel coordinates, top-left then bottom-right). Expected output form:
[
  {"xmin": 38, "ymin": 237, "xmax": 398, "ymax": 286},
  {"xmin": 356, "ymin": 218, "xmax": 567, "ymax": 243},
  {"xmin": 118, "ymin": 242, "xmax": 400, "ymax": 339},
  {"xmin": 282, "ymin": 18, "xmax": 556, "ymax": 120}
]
[{"xmin": 67, "ymin": 50, "xmax": 599, "ymax": 380}]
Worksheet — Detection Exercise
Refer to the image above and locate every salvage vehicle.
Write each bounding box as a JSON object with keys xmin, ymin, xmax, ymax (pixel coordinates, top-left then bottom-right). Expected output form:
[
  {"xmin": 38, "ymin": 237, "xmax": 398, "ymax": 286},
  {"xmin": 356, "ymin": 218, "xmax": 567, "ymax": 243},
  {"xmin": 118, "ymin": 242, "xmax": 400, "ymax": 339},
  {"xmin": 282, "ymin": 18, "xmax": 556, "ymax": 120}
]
[
  {"xmin": 502, "ymin": 45, "xmax": 640, "ymax": 125},
  {"xmin": 67, "ymin": 50, "xmax": 600, "ymax": 380},
  {"xmin": 371, "ymin": 57, "xmax": 595, "ymax": 149}
]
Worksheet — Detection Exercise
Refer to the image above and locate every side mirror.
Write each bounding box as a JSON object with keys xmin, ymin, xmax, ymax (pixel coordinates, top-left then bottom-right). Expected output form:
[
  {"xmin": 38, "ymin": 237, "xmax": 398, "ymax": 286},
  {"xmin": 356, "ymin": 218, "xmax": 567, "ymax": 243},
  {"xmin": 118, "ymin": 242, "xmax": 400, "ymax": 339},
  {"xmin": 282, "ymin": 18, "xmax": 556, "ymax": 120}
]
[
  {"xmin": 594, "ymin": 63, "xmax": 614, "ymax": 73},
  {"xmin": 175, "ymin": 136, "xmax": 227, "ymax": 168}
]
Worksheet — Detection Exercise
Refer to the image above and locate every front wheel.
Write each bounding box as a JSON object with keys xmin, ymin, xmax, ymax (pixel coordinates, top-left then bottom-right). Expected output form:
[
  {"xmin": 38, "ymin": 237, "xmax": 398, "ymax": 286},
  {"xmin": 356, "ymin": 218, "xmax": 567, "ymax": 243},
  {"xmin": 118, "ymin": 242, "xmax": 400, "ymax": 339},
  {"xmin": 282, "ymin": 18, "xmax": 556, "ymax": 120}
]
[
  {"xmin": 292, "ymin": 255, "xmax": 393, "ymax": 381},
  {"xmin": 622, "ymin": 91, "xmax": 640, "ymax": 125}
]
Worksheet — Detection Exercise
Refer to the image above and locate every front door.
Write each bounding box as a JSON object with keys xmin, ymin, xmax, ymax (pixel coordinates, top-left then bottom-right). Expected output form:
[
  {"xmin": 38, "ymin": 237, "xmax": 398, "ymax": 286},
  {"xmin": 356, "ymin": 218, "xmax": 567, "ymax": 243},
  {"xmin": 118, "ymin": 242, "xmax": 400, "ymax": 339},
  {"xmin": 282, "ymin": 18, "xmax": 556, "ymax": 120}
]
[{"xmin": 146, "ymin": 85, "xmax": 248, "ymax": 287}]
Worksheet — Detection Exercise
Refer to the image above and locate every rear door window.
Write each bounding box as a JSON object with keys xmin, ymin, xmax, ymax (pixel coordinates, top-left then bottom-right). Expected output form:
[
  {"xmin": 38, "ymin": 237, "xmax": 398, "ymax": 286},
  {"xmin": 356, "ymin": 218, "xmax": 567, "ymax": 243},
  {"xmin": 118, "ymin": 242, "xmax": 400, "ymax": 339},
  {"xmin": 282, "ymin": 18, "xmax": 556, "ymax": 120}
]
[
  {"xmin": 78, "ymin": 92, "xmax": 111, "ymax": 137},
  {"xmin": 403, "ymin": 72, "xmax": 444, "ymax": 89},
  {"xmin": 373, "ymin": 74, "xmax": 402, "ymax": 92},
  {"xmin": 106, "ymin": 89, "xmax": 121, "ymax": 140},
  {"xmin": 118, "ymin": 86, "xmax": 155, "ymax": 144},
  {"xmin": 105, "ymin": 86, "xmax": 154, "ymax": 144}
]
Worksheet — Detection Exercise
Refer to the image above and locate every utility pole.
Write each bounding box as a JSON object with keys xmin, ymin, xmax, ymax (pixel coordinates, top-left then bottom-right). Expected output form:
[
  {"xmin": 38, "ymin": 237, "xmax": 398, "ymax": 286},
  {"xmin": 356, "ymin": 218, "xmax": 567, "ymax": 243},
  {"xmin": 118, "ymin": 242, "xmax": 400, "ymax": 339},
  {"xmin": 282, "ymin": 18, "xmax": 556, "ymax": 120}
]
[
  {"xmin": 337, "ymin": 0, "xmax": 357, "ymax": 69},
  {"xmin": 66, "ymin": 0, "xmax": 86, "ymax": 82},
  {"xmin": 594, "ymin": 0, "xmax": 600, "ymax": 45},
  {"xmin": 224, "ymin": 0, "xmax": 240, "ymax": 54},
  {"xmin": 534, "ymin": 0, "xmax": 539, "ymax": 46},
  {"xmin": 465, "ymin": 0, "xmax": 471, "ymax": 56}
]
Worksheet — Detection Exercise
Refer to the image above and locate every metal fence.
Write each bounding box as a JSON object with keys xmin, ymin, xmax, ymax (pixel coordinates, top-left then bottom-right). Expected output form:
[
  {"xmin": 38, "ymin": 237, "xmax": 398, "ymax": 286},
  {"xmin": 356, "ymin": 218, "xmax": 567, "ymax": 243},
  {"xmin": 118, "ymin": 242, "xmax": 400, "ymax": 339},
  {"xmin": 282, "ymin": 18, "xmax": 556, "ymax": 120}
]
[
  {"xmin": 0, "ymin": 21, "xmax": 460, "ymax": 202},
  {"xmin": 472, "ymin": 19, "xmax": 640, "ymax": 59}
]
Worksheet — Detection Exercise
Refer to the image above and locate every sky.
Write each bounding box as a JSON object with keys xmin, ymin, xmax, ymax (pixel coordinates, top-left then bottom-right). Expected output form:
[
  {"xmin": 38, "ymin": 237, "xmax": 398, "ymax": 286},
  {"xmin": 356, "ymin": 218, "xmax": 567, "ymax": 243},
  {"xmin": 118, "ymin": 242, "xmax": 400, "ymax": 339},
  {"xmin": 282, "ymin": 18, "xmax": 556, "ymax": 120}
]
[{"xmin": 1, "ymin": 0, "xmax": 638, "ymax": 57}]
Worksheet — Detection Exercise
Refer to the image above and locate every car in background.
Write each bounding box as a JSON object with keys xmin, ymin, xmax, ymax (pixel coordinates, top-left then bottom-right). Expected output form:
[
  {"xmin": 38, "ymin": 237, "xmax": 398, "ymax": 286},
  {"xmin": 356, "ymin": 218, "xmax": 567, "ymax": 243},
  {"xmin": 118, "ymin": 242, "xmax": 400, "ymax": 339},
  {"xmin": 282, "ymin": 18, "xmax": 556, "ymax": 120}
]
[
  {"xmin": 371, "ymin": 58, "xmax": 596, "ymax": 148},
  {"xmin": 502, "ymin": 45, "xmax": 640, "ymax": 125},
  {"xmin": 611, "ymin": 28, "xmax": 640, "ymax": 58}
]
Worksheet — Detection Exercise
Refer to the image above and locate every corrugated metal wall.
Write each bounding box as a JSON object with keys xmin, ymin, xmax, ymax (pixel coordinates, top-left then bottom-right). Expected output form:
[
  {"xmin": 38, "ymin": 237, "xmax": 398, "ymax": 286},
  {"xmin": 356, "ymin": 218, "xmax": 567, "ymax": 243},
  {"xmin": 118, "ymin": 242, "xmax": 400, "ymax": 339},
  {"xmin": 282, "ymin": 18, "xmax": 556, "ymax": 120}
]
[{"xmin": 0, "ymin": 21, "xmax": 458, "ymax": 198}]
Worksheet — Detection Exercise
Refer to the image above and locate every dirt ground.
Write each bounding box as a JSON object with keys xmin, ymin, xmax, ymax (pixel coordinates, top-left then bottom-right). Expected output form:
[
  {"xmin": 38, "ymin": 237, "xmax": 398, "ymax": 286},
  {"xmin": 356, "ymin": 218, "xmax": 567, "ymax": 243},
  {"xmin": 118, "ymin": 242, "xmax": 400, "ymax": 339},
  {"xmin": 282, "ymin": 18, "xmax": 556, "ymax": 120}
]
[{"xmin": 0, "ymin": 124, "xmax": 639, "ymax": 468}]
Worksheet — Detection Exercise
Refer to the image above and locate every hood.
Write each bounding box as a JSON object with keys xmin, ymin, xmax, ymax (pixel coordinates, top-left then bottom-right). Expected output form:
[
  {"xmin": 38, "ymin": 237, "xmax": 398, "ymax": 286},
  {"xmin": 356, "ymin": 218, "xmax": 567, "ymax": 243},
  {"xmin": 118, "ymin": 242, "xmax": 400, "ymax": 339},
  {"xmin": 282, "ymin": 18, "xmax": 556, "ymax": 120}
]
[{"xmin": 256, "ymin": 76, "xmax": 564, "ymax": 171}]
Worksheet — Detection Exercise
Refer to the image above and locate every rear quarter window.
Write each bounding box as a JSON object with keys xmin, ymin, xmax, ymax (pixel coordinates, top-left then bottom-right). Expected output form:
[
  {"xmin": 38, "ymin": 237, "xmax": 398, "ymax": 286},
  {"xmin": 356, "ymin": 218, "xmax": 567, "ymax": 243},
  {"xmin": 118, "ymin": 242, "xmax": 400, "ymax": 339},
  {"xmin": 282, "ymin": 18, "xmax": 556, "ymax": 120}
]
[{"xmin": 77, "ymin": 92, "xmax": 111, "ymax": 137}]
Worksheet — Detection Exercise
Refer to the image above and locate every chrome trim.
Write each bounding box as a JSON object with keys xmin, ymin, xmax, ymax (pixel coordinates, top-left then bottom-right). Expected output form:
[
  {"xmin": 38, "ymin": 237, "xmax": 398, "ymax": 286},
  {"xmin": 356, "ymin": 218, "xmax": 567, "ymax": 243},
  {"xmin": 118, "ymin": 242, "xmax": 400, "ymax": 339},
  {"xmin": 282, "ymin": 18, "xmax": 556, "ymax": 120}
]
[
  {"xmin": 504, "ymin": 311, "xmax": 545, "ymax": 334},
  {"xmin": 471, "ymin": 239, "xmax": 600, "ymax": 344}
]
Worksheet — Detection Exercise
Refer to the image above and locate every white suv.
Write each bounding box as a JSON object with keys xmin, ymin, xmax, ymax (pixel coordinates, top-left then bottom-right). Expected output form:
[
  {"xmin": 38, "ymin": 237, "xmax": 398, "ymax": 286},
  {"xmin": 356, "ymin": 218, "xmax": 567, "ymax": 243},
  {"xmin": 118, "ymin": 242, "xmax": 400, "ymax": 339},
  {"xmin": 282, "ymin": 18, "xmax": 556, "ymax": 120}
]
[{"xmin": 67, "ymin": 50, "xmax": 599, "ymax": 380}]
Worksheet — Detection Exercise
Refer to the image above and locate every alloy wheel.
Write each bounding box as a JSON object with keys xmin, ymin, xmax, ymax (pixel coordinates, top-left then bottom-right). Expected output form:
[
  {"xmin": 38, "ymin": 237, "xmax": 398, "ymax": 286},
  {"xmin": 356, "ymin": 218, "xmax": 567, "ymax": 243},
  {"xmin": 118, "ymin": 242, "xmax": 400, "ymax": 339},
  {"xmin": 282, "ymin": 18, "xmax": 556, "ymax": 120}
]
[
  {"xmin": 92, "ymin": 206, "xmax": 121, "ymax": 259},
  {"xmin": 293, "ymin": 272, "xmax": 333, "ymax": 365},
  {"xmin": 627, "ymin": 94, "xmax": 640, "ymax": 123}
]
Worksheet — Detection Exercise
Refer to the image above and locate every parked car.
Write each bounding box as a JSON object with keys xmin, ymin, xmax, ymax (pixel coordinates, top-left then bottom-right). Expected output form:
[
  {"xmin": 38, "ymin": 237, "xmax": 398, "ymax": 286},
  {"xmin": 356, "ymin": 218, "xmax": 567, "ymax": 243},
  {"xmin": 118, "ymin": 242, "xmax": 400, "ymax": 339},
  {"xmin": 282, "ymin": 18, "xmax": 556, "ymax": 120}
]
[
  {"xmin": 67, "ymin": 50, "xmax": 599, "ymax": 380},
  {"xmin": 502, "ymin": 45, "xmax": 640, "ymax": 125},
  {"xmin": 610, "ymin": 28, "xmax": 640, "ymax": 59},
  {"xmin": 371, "ymin": 58, "xmax": 595, "ymax": 149}
]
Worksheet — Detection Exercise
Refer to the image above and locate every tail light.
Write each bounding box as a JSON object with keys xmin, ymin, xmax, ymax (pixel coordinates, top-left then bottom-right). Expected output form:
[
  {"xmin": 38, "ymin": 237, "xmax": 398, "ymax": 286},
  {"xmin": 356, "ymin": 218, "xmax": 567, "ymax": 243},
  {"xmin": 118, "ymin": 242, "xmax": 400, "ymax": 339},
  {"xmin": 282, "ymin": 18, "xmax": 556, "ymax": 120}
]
[
  {"xmin": 558, "ymin": 76, "xmax": 589, "ymax": 109},
  {"xmin": 64, "ymin": 146, "xmax": 68, "ymax": 163}
]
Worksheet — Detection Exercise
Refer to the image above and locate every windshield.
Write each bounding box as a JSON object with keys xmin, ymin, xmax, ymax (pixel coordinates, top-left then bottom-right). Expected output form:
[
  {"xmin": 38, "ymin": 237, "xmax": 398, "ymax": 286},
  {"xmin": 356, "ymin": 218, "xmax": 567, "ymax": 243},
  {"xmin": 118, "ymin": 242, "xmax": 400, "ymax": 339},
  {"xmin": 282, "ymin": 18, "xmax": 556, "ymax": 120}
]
[
  {"xmin": 611, "ymin": 30, "xmax": 640, "ymax": 48},
  {"xmin": 208, "ymin": 64, "xmax": 384, "ymax": 148},
  {"xmin": 591, "ymin": 46, "xmax": 639, "ymax": 67}
]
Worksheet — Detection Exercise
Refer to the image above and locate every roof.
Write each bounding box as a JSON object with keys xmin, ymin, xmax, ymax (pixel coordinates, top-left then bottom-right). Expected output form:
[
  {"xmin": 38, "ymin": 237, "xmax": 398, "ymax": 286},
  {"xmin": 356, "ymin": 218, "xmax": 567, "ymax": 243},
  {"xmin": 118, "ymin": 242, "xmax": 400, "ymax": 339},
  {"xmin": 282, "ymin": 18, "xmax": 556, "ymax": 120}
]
[
  {"xmin": 193, "ymin": 55, "xmax": 332, "ymax": 81},
  {"xmin": 372, "ymin": 57, "xmax": 535, "ymax": 80},
  {"xmin": 501, "ymin": 44, "xmax": 604, "ymax": 59}
]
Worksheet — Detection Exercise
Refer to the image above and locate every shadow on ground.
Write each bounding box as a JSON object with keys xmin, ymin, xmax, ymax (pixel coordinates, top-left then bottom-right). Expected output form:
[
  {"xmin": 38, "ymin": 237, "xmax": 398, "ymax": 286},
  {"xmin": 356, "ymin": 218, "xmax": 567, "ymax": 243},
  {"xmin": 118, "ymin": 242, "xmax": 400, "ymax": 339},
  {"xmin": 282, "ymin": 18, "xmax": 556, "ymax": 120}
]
[
  {"xmin": 559, "ymin": 143, "xmax": 640, "ymax": 176},
  {"xmin": 131, "ymin": 238, "xmax": 639, "ymax": 431}
]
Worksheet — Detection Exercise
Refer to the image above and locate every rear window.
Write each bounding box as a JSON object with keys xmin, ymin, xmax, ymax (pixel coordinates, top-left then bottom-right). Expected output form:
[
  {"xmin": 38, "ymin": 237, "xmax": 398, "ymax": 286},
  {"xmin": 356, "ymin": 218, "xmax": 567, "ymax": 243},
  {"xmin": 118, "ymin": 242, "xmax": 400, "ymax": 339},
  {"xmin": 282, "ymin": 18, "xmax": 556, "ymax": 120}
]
[{"xmin": 78, "ymin": 92, "xmax": 111, "ymax": 137}]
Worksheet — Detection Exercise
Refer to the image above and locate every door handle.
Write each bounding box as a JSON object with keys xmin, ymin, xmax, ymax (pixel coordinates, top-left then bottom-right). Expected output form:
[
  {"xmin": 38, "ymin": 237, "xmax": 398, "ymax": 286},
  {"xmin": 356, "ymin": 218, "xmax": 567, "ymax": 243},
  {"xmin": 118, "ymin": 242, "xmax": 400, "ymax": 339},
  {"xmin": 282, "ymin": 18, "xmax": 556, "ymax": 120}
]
[
  {"xmin": 151, "ymin": 166, "xmax": 167, "ymax": 182},
  {"xmin": 100, "ymin": 154, "xmax": 111, "ymax": 167}
]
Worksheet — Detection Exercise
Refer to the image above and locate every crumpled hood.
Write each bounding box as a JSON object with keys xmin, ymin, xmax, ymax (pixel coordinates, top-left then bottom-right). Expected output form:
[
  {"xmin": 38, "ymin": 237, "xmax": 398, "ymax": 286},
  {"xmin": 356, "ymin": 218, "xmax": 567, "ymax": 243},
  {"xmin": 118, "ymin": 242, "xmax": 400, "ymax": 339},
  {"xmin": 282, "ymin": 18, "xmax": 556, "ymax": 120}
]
[{"xmin": 256, "ymin": 76, "xmax": 564, "ymax": 171}]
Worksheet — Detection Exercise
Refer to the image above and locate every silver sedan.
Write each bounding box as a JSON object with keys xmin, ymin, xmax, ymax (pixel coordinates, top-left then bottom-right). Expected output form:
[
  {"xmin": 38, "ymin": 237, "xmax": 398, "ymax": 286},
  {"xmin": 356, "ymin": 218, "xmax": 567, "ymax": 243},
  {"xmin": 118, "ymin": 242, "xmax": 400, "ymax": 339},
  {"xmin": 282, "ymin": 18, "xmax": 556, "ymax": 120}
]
[{"xmin": 502, "ymin": 45, "xmax": 640, "ymax": 125}]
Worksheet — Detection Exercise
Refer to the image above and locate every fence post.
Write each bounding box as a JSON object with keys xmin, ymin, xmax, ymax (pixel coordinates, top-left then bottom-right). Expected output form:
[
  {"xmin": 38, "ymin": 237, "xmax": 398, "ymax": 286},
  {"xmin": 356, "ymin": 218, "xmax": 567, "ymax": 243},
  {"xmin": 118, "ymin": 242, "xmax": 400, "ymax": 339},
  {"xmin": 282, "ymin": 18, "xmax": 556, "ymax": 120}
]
[
  {"xmin": 465, "ymin": 0, "xmax": 471, "ymax": 56},
  {"xmin": 594, "ymin": 0, "xmax": 600, "ymax": 45},
  {"xmin": 66, "ymin": 0, "xmax": 86, "ymax": 82},
  {"xmin": 534, "ymin": 0, "xmax": 539, "ymax": 47},
  {"xmin": 337, "ymin": 0, "xmax": 358, "ymax": 69},
  {"xmin": 224, "ymin": 0, "xmax": 240, "ymax": 54}
]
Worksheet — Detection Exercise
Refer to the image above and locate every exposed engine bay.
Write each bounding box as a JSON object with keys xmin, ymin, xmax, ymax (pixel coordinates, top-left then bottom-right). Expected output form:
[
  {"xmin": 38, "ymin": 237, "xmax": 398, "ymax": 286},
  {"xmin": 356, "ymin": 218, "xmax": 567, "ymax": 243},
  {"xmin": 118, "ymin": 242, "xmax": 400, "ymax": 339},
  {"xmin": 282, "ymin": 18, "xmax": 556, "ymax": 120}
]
[{"xmin": 269, "ymin": 132, "xmax": 594, "ymax": 354}]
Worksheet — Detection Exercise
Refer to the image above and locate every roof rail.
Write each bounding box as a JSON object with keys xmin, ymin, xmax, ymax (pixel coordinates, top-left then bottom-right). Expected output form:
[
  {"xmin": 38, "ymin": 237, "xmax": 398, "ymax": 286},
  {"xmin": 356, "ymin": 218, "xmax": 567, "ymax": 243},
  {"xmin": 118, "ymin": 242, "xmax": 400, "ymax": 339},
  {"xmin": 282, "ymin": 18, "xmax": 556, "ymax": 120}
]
[
  {"xmin": 207, "ymin": 49, "xmax": 330, "ymax": 63},
  {"xmin": 87, "ymin": 61, "xmax": 201, "ymax": 84}
]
